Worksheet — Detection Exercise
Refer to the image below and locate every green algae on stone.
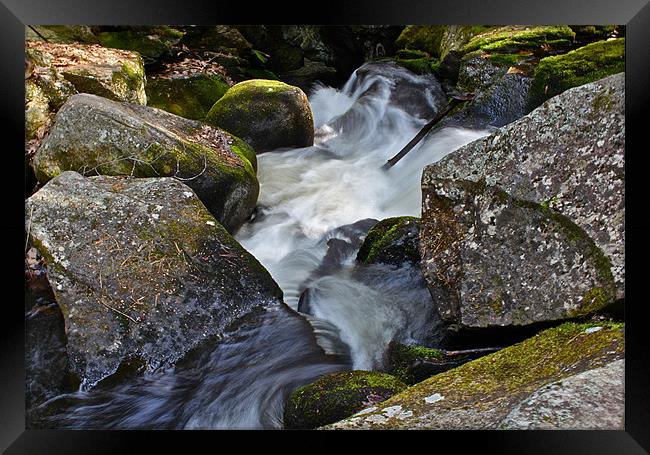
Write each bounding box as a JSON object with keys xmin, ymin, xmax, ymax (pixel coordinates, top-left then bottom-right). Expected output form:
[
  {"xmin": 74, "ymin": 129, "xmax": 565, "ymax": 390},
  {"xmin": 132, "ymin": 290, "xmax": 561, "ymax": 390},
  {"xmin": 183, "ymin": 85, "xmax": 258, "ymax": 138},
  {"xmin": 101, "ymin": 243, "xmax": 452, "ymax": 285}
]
[
  {"xmin": 205, "ymin": 79, "xmax": 314, "ymax": 153},
  {"xmin": 357, "ymin": 216, "xmax": 421, "ymax": 266},
  {"xmin": 530, "ymin": 38, "xmax": 625, "ymax": 105},
  {"xmin": 326, "ymin": 322, "xmax": 624, "ymax": 429},
  {"xmin": 146, "ymin": 74, "xmax": 230, "ymax": 121},
  {"xmin": 395, "ymin": 26, "xmax": 446, "ymax": 56},
  {"xmin": 463, "ymin": 26, "xmax": 575, "ymax": 55},
  {"xmin": 284, "ymin": 370, "xmax": 407, "ymax": 429}
]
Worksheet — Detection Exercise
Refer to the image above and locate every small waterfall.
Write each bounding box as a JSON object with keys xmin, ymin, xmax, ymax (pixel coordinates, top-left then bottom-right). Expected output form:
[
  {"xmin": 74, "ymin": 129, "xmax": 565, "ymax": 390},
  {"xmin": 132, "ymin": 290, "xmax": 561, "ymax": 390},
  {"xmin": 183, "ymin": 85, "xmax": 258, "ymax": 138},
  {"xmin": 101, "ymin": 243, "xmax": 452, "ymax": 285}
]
[{"xmin": 31, "ymin": 61, "xmax": 490, "ymax": 429}]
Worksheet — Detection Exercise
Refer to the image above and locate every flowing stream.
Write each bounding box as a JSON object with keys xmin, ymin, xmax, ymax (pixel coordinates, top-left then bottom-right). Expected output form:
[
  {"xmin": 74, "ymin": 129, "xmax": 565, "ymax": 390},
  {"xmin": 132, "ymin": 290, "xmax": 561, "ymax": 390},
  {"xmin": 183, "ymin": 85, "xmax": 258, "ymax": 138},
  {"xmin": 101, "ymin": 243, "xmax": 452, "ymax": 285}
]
[{"xmin": 31, "ymin": 62, "xmax": 489, "ymax": 429}]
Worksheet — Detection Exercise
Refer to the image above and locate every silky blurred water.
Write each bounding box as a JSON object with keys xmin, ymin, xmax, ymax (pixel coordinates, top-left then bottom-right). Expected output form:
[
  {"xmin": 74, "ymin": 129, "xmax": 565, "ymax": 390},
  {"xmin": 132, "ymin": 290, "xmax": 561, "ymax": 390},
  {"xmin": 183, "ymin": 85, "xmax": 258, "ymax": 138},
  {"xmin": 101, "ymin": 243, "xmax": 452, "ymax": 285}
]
[{"xmin": 31, "ymin": 62, "xmax": 489, "ymax": 429}]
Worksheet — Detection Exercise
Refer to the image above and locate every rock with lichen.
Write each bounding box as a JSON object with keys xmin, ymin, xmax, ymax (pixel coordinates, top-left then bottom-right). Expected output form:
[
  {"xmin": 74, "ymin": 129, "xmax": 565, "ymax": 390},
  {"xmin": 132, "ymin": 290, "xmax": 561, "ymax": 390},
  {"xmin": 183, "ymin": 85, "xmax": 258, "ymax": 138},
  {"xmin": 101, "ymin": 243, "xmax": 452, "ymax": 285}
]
[
  {"xmin": 356, "ymin": 217, "xmax": 421, "ymax": 267},
  {"xmin": 205, "ymin": 79, "xmax": 314, "ymax": 153},
  {"xmin": 499, "ymin": 358, "xmax": 624, "ymax": 429},
  {"xmin": 421, "ymin": 73, "xmax": 625, "ymax": 309},
  {"xmin": 25, "ymin": 41, "xmax": 146, "ymax": 147},
  {"xmin": 25, "ymin": 171, "xmax": 283, "ymax": 388},
  {"xmin": 420, "ymin": 178, "xmax": 617, "ymax": 329},
  {"xmin": 325, "ymin": 322, "xmax": 624, "ymax": 429},
  {"xmin": 284, "ymin": 370, "xmax": 406, "ymax": 429},
  {"xmin": 26, "ymin": 41, "xmax": 146, "ymax": 105},
  {"xmin": 32, "ymin": 94, "xmax": 258, "ymax": 232}
]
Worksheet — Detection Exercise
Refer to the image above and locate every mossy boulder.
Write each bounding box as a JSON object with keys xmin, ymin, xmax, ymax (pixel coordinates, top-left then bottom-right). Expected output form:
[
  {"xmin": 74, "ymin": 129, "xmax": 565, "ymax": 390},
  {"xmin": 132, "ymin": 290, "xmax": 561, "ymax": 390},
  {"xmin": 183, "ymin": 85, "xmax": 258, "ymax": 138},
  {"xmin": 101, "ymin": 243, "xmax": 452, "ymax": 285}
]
[
  {"xmin": 205, "ymin": 79, "xmax": 314, "ymax": 153},
  {"xmin": 419, "ymin": 178, "xmax": 617, "ymax": 329},
  {"xmin": 423, "ymin": 73, "xmax": 625, "ymax": 301},
  {"xmin": 438, "ymin": 26, "xmax": 498, "ymax": 60},
  {"xmin": 326, "ymin": 322, "xmax": 624, "ymax": 429},
  {"xmin": 356, "ymin": 217, "xmax": 420, "ymax": 266},
  {"xmin": 146, "ymin": 73, "xmax": 230, "ymax": 121},
  {"xmin": 97, "ymin": 26, "xmax": 184, "ymax": 65},
  {"xmin": 26, "ymin": 41, "xmax": 146, "ymax": 105},
  {"xmin": 457, "ymin": 26, "xmax": 576, "ymax": 93},
  {"xmin": 284, "ymin": 370, "xmax": 407, "ymax": 429},
  {"xmin": 25, "ymin": 171, "xmax": 283, "ymax": 388},
  {"xmin": 33, "ymin": 94, "xmax": 258, "ymax": 232},
  {"xmin": 530, "ymin": 38, "xmax": 625, "ymax": 106}
]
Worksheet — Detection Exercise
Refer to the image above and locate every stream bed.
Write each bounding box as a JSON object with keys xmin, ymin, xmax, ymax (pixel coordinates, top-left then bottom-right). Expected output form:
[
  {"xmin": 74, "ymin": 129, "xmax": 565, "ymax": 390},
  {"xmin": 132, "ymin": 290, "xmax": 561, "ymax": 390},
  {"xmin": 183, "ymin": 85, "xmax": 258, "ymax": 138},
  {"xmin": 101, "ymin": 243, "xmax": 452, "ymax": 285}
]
[{"xmin": 29, "ymin": 62, "xmax": 489, "ymax": 429}]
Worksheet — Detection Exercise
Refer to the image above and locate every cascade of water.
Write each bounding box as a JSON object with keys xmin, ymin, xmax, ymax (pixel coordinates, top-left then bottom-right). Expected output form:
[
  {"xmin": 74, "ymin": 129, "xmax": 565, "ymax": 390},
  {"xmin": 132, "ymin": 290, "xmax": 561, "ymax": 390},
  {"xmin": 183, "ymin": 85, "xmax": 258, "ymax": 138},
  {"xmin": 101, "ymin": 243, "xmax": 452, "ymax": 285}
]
[{"xmin": 31, "ymin": 61, "xmax": 489, "ymax": 429}]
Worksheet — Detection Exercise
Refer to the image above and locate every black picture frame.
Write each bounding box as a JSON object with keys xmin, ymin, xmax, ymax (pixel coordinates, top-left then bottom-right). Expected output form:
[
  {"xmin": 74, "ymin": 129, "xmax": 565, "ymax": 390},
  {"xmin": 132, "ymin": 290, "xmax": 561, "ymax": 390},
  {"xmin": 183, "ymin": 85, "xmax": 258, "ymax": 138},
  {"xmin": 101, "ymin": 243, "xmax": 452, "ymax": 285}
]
[{"xmin": 2, "ymin": 0, "xmax": 649, "ymax": 452}]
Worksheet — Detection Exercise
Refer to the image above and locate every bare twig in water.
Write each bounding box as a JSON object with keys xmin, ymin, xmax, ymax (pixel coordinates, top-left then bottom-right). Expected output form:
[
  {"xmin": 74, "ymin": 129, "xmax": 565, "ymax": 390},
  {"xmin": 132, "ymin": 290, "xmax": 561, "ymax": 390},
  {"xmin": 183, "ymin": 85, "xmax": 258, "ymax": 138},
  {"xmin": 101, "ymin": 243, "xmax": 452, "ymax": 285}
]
[{"xmin": 382, "ymin": 92, "xmax": 474, "ymax": 170}]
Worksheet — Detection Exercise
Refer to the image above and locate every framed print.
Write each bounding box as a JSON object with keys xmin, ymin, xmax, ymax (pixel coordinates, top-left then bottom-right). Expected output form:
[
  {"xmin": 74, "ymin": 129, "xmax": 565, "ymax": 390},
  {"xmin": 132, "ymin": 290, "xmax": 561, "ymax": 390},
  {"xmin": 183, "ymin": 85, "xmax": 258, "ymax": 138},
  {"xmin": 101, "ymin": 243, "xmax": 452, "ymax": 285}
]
[{"xmin": 2, "ymin": 0, "xmax": 649, "ymax": 451}]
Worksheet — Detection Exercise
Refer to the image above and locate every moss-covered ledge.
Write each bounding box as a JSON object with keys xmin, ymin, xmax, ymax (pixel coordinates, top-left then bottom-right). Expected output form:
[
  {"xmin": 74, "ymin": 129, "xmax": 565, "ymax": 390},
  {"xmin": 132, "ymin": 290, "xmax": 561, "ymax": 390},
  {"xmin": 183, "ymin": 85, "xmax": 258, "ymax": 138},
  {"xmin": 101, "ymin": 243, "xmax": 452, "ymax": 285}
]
[{"xmin": 324, "ymin": 322, "xmax": 624, "ymax": 429}]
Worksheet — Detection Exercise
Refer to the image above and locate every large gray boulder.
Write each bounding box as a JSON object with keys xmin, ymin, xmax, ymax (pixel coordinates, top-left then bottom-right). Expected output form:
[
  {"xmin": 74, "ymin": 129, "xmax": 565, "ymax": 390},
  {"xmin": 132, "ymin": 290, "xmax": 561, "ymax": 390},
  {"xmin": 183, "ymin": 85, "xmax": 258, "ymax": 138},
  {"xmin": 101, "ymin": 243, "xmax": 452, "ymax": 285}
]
[
  {"xmin": 33, "ymin": 94, "xmax": 258, "ymax": 232},
  {"xmin": 420, "ymin": 179, "xmax": 616, "ymax": 328},
  {"xmin": 500, "ymin": 358, "xmax": 624, "ymax": 430},
  {"xmin": 420, "ymin": 73, "xmax": 624, "ymax": 330},
  {"xmin": 25, "ymin": 172, "xmax": 283, "ymax": 388}
]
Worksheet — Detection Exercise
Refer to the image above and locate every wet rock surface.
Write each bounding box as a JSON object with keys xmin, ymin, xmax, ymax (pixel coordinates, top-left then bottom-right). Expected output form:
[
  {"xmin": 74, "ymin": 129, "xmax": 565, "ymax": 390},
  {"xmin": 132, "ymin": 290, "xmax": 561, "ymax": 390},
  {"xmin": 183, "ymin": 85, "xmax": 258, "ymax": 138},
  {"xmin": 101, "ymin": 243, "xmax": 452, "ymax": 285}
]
[
  {"xmin": 33, "ymin": 93, "xmax": 258, "ymax": 232},
  {"xmin": 25, "ymin": 172, "xmax": 283, "ymax": 387}
]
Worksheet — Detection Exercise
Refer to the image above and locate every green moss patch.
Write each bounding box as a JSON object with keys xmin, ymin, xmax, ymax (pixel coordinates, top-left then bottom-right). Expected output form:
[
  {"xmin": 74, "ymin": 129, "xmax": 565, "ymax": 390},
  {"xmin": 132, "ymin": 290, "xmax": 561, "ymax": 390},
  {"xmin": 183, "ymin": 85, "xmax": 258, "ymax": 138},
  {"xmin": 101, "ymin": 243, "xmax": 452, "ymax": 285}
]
[
  {"xmin": 356, "ymin": 216, "xmax": 420, "ymax": 266},
  {"xmin": 284, "ymin": 370, "xmax": 407, "ymax": 429},
  {"xmin": 146, "ymin": 74, "xmax": 230, "ymax": 121},
  {"xmin": 530, "ymin": 38, "xmax": 625, "ymax": 104},
  {"xmin": 463, "ymin": 26, "xmax": 575, "ymax": 55},
  {"xmin": 395, "ymin": 26, "xmax": 446, "ymax": 56},
  {"xmin": 394, "ymin": 57, "xmax": 440, "ymax": 75}
]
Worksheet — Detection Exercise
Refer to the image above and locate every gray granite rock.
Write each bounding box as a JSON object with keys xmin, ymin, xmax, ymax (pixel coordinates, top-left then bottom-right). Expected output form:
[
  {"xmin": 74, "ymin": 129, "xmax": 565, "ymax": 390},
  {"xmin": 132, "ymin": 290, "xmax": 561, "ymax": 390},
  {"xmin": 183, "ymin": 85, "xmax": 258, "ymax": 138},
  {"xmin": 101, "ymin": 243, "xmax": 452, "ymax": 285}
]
[
  {"xmin": 500, "ymin": 359, "xmax": 624, "ymax": 429},
  {"xmin": 25, "ymin": 172, "xmax": 282, "ymax": 388},
  {"xmin": 422, "ymin": 73, "xmax": 625, "ymax": 305}
]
